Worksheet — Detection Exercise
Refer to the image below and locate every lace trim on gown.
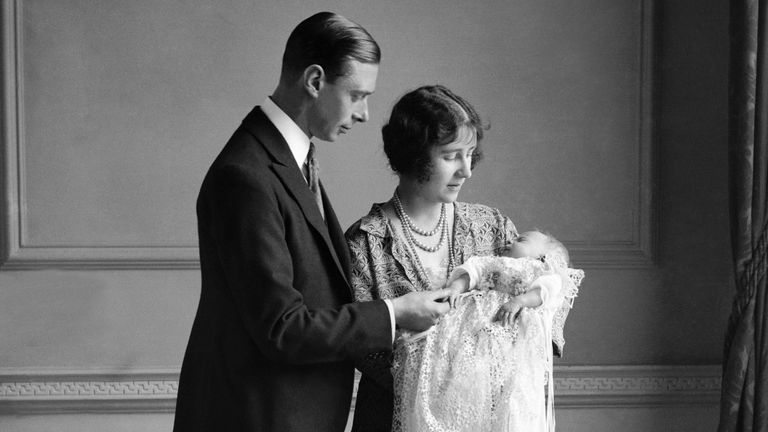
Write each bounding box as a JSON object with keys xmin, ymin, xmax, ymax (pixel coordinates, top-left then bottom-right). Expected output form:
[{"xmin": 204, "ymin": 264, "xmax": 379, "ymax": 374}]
[
  {"xmin": 392, "ymin": 259, "xmax": 582, "ymax": 432},
  {"xmin": 396, "ymin": 265, "xmax": 449, "ymax": 344}
]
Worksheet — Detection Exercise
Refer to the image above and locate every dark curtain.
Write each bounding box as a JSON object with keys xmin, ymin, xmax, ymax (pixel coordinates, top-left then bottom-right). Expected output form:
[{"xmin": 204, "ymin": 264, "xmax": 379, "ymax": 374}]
[{"xmin": 719, "ymin": 0, "xmax": 768, "ymax": 431}]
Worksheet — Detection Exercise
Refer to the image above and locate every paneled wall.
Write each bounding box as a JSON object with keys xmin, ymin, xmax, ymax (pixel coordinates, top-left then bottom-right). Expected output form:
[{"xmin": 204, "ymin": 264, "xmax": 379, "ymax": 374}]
[{"xmin": 0, "ymin": 0, "xmax": 729, "ymax": 431}]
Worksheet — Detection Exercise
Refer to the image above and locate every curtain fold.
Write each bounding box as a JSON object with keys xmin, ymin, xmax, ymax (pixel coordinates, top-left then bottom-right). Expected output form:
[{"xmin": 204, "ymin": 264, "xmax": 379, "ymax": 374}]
[{"xmin": 719, "ymin": 0, "xmax": 768, "ymax": 431}]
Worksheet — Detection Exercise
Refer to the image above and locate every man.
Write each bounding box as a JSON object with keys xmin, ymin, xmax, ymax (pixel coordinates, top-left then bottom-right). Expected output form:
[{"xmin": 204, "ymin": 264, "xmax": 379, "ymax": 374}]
[{"xmin": 173, "ymin": 12, "xmax": 451, "ymax": 432}]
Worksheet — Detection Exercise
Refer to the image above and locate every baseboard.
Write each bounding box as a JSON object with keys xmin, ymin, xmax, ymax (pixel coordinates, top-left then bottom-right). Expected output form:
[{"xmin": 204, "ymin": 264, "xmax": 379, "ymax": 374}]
[
  {"xmin": 0, "ymin": 367, "xmax": 178, "ymax": 414},
  {"xmin": 552, "ymin": 365, "xmax": 721, "ymax": 408},
  {"xmin": 0, "ymin": 365, "xmax": 721, "ymax": 414}
]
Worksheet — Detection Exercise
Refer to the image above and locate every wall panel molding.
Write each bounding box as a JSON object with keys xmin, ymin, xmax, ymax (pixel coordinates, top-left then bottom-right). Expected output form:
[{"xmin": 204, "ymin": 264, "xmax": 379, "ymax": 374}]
[
  {"xmin": 568, "ymin": 0, "xmax": 657, "ymax": 270},
  {"xmin": 1, "ymin": 0, "xmax": 657, "ymax": 270},
  {"xmin": 0, "ymin": 364, "xmax": 720, "ymax": 414},
  {"xmin": 0, "ymin": 0, "xmax": 199, "ymax": 271}
]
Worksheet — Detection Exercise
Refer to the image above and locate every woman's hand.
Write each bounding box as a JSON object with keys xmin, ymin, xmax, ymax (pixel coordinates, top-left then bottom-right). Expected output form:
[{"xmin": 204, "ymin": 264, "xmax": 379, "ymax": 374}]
[{"xmin": 496, "ymin": 298, "xmax": 524, "ymax": 327}]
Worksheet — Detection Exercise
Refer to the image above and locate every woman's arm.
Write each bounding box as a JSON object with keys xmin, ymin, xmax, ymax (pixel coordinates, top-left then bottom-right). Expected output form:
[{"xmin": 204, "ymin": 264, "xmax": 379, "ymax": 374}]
[
  {"xmin": 346, "ymin": 226, "xmax": 377, "ymax": 302},
  {"xmin": 346, "ymin": 227, "xmax": 395, "ymax": 389}
]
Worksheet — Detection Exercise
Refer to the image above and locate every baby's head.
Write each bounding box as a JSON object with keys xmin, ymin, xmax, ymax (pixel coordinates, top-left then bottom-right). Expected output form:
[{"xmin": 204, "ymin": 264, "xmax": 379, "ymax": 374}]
[{"xmin": 501, "ymin": 230, "xmax": 570, "ymax": 267}]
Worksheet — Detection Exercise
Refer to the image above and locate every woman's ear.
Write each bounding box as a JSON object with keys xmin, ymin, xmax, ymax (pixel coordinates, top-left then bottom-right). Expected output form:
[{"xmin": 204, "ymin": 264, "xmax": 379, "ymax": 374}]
[{"xmin": 302, "ymin": 64, "xmax": 325, "ymax": 98}]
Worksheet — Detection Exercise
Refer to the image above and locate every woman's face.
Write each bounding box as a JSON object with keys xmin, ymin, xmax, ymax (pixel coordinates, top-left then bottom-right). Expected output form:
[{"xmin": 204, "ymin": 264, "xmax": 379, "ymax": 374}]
[{"xmin": 416, "ymin": 126, "xmax": 477, "ymax": 204}]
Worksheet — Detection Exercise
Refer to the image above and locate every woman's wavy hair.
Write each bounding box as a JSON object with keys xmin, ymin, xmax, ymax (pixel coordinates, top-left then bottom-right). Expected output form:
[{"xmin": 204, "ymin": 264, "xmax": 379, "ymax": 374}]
[{"xmin": 382, "ymin": 84, "xmax": 488, "ymax": 182}]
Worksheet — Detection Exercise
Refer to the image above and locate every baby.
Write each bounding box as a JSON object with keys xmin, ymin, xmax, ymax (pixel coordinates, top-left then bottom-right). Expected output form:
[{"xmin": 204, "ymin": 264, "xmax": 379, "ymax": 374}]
[
  {"xmin": 447, "ymin": 230, "xmax": 575, "ymax": 327},
  {"xmin": 391, "ymin": 230, "xmax": 583, "ymax": 432}
]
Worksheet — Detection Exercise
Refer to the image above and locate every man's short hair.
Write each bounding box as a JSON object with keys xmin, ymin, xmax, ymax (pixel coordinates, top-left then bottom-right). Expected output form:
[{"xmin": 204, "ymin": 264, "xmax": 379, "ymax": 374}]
[{"xmin": 281, "ymin": 12, "xmax": 381, "ymax": 83}]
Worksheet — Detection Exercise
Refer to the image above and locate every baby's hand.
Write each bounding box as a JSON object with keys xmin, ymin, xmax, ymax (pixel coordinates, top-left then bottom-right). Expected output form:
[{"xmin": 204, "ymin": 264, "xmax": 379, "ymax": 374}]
[
  {"xmin": 446, "ymin": 274, "xmax": 470, "ymax": 308},
  {"xmin": 496, "ymin": 298, "xmax": 524, "ymax": 327}
]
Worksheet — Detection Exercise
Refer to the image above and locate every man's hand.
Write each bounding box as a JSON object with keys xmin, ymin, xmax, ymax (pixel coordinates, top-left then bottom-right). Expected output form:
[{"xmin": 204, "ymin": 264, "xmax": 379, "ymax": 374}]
[{"xmin": 391, "ymin": 289, "xmax": 452, "ymax": 332}]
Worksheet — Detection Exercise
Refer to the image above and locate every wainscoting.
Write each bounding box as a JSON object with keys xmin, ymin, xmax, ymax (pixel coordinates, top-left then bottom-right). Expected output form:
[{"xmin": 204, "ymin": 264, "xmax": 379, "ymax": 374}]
[
  {"xmin": 0, "ymin": 0, "xmax": 731, "ymax": 431},
  {"xmin": 0, "ymin": 365, "xmax": 721, "ymax": 431}
]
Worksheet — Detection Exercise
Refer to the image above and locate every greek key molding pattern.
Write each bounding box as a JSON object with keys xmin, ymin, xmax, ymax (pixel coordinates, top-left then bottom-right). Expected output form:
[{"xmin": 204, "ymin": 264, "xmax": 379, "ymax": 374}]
[
  {"xmin": 557, "ymin": 375, "xmax": 721, "ymax": 393},
  {"xmin": 0, "ymin": 368, "xmax": 180, "ymax": 414},
  {"xmin": 2, "ymin": 375, "xmax": 718, "ymax": 398},
  {"xmin": 0, "ymin": 365, "xmax": 721, "ymax": 414},
  {"xmin": 1, "ymin": 380, "xmax": 178, "ymax": 398}
]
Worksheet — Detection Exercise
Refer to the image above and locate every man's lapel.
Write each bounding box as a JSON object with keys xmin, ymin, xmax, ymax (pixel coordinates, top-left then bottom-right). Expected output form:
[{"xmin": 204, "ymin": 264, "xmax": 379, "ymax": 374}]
[
  {"xmin": 320, "ymin": 184, "xmax": 353, "ymax": 286},
  {"xmin": 242, "ymin": 108, "xmax": 351, "ymax": 288}
]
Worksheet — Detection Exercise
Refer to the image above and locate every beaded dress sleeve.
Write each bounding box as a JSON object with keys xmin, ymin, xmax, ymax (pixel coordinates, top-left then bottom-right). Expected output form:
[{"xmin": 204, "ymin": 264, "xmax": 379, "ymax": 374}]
[{"xmin": 346, "ymin": 220, "xmax": 396, "ymax": 391}]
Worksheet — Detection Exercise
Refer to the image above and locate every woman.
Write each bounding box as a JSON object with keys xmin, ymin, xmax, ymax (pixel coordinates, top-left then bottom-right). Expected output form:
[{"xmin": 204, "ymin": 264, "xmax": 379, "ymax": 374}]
[{"xmin": 345, "ymin": 85, "xmax": 518, "ymax": 431}]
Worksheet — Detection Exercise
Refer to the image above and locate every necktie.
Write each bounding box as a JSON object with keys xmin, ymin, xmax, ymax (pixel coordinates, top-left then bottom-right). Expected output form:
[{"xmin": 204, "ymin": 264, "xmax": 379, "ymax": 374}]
[{"xmin": 306, "ymin": 142, "xmax": 325, "ymax": 218}]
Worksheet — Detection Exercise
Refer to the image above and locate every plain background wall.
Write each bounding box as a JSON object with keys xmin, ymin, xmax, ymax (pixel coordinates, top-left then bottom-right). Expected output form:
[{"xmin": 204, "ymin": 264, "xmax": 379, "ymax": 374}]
[{"xmin": 0, "ymin": 0, "xmax": 732, "ymax": 430}]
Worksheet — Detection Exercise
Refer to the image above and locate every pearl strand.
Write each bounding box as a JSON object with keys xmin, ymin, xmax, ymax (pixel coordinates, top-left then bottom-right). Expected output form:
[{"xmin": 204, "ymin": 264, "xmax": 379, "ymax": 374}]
[
  {"xmin": 393, "ymin": 191, "xmax": 446, "ymax": 252},
  {"xmin": 394, "ymin": 192, "xmax": 446, "ymax": 236},
  {"xmin": 392, "ymin": 191, "xmax": 456, "ymax": 279}
]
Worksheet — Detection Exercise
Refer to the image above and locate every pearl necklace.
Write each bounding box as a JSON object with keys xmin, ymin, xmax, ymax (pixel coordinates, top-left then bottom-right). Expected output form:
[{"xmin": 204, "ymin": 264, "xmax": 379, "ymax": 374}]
[
  {"xmin": 394, "ymin": 193, "xmax": 446, "ymax": 236},
  {"xmin": 393, "ymin": 191, "xmax": 446, "ymax": 252},
  {"xmin": 393, "ymin": 191, "xmax": 456, "ymax": 277}
]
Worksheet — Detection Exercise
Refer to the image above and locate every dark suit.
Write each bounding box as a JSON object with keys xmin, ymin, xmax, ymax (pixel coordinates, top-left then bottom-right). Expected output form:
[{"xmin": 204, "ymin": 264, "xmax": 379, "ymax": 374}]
[{"xmin": 173, "ymin": 107, "xmax": 392, "ymax": 432}]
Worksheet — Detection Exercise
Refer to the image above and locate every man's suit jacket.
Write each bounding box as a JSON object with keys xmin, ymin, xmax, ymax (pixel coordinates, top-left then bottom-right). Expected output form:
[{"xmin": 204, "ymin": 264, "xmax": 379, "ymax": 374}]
[{"xmin": 173, "ymin": 107, "xmax": 392, "ymax": 432}]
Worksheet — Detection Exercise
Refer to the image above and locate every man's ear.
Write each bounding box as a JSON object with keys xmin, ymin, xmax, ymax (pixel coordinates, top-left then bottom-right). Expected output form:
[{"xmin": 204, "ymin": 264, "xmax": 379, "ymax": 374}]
[{"xmin": 302, "ymin": 64, "xmax": 325, "ymax": 98}]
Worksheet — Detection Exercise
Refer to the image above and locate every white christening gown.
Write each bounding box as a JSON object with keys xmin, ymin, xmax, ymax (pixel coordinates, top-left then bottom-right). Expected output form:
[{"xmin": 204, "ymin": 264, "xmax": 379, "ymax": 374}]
[{"xmin": 391, "ymin": 257, "xmax": 583, "ymax": 432}]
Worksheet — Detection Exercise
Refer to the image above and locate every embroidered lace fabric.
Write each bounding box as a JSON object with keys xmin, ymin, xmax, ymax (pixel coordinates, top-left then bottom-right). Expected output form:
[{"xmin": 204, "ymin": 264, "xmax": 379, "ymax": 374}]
[
  {"xmin": 346, "ymin": 201, "xmax": 518, "ymax": 431},
  {"xmin": 391, "ymin": 258, "xmax": 584, "ymax": 432}
]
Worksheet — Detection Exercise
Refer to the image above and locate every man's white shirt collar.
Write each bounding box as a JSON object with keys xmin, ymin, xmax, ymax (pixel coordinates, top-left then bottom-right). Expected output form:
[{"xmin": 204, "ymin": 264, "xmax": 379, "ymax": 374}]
[{"xmin": 260, "ymin": 97, "xmax": 311, "ymax": 171}]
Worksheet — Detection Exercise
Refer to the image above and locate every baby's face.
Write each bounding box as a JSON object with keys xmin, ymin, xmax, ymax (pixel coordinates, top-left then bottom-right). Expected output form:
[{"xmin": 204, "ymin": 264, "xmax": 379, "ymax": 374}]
[{"xmin": 502, "ymin": 231, "xmax": 550, "ymax": 259}]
